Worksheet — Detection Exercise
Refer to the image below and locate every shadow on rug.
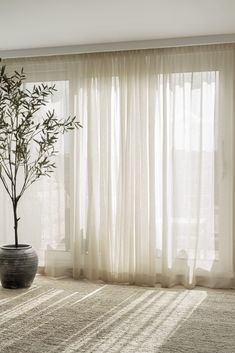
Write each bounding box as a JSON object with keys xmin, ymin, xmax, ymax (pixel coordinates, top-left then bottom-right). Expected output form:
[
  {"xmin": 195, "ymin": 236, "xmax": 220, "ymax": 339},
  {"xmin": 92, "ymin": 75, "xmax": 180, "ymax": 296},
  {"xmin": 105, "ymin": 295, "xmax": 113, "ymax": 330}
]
[{"xmin": 0, "ymin": 275, "xmax": 234, "ymax": 352}]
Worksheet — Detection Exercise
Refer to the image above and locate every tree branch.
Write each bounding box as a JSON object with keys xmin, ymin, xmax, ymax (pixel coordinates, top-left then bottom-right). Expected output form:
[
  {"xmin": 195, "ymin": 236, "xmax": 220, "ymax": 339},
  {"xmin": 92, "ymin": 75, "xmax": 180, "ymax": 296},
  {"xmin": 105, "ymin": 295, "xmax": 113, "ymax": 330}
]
[{"xmin": 0, "ymin": 173, "xmax": 12, "ymax": 199}]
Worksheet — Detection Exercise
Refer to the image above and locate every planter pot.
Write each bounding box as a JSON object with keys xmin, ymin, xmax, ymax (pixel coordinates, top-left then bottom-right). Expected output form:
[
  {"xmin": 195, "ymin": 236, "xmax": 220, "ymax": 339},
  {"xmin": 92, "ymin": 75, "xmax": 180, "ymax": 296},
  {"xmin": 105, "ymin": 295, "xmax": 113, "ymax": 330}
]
[{"xmin": 0, "ymin": 244, "xmax": 38, "ymax": 289}]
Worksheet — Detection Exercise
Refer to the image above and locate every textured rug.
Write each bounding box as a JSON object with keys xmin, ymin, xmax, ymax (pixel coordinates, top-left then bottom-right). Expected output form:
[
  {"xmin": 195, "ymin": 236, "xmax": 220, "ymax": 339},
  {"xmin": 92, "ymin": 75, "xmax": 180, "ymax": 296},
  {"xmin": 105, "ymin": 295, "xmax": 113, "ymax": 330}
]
[{"xmin": 0, "ymin": 275, "xmax": 234, "ymax": 353}]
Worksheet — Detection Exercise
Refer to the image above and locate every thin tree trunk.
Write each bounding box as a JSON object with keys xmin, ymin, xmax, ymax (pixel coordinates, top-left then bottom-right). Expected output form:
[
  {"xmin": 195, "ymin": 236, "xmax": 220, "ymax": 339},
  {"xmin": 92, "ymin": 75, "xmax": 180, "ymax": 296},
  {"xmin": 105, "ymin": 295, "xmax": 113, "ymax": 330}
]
[{"xmin": 13, "ymin": 200, "xmax": 18, "ymax": 247}]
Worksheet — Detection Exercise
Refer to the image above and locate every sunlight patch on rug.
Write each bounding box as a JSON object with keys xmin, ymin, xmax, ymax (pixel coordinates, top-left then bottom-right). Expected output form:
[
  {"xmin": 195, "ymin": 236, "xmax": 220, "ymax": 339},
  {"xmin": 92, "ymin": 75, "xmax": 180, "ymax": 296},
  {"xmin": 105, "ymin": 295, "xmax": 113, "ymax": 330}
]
[{"xmin": 0, "ymin": 276, "xmax": 234, "ymax": 353}]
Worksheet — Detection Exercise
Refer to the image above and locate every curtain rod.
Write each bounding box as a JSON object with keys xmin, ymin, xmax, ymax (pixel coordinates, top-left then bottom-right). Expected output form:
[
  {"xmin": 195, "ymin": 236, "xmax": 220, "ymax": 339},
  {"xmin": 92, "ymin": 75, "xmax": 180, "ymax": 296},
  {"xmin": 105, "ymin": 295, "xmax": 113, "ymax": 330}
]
[{"xmin": 1, "ymin": 34, "xmax": 235, "ymax": 59}]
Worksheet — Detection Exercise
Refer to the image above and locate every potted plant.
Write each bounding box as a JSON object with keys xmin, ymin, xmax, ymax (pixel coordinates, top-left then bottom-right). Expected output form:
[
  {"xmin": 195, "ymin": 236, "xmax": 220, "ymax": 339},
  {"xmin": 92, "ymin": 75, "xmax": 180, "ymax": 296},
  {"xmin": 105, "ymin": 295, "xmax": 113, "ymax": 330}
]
[{"xmin": 0, "ymin": 66, "xmax": 81, "ymax": 288}]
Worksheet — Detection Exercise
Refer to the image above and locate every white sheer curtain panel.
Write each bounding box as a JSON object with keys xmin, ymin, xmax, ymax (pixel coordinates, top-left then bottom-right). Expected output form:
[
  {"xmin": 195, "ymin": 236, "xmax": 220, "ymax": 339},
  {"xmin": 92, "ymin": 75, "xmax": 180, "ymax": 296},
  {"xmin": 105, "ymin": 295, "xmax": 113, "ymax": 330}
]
[{"xmin": 2, "ymin": 44, "xmax": 235, "ymax": 288}]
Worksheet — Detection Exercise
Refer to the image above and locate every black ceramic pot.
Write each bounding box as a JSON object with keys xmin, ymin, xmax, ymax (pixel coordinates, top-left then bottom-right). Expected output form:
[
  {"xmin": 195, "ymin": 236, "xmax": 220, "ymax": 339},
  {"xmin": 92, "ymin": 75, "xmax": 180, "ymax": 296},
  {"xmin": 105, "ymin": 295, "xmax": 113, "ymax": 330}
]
[{"xmin": 0, "ymin": 244, "xmax": 38, "ymax": 289}]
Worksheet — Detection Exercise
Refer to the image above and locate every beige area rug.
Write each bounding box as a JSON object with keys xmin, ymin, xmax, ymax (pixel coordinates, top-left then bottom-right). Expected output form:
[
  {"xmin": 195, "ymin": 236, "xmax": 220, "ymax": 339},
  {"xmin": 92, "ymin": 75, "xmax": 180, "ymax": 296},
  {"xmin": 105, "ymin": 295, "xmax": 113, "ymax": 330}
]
[{"xmin": 0, "ymin": 275, "xmax": 234, "ymax": 353}]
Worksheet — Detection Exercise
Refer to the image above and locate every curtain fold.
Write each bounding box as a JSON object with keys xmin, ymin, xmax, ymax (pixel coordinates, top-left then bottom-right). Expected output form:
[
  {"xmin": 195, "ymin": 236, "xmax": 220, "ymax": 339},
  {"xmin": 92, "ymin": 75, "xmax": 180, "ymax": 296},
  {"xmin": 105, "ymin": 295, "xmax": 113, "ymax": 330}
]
[{"xmin": 2, "ymin": 44, "xmax": 235, "ymax": 288}]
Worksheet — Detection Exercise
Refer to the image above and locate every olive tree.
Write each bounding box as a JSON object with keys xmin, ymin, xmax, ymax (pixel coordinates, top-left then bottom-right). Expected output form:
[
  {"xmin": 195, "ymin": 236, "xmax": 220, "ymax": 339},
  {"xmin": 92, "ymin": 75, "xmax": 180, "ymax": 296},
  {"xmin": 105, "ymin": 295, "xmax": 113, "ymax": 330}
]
[{"xmin": 0, "ymin": 66, "xmax": 81, "ymax": 247}]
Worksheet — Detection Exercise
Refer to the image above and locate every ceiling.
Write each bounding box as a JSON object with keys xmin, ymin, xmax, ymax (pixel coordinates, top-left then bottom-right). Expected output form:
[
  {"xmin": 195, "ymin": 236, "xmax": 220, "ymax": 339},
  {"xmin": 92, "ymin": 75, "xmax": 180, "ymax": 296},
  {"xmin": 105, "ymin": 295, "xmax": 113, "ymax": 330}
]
[{"xmin": 0, "ymin": 0, "xmax": 235, "ymax": 52}]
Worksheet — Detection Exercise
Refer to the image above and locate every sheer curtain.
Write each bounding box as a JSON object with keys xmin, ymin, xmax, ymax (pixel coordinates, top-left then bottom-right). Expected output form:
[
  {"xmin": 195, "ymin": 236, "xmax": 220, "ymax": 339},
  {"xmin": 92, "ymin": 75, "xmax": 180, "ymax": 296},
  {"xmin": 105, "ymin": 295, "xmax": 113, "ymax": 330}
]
[{"xmin": 2, "ymin": 44, "xmax": 235, "ymax": 288}]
